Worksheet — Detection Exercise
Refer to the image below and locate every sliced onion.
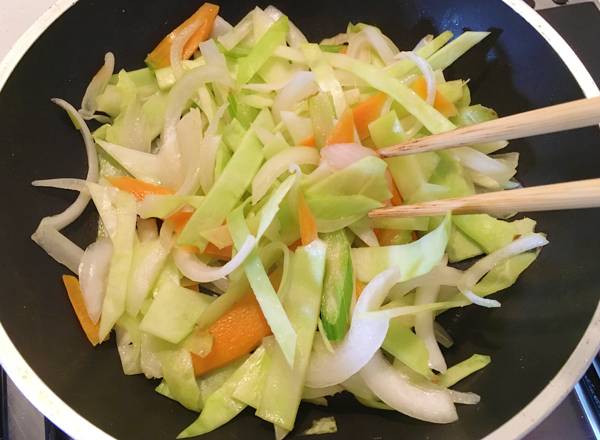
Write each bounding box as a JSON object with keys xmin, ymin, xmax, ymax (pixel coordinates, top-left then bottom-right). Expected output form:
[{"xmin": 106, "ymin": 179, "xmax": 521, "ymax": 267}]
[
  {"xmin": 243, "ymin": 82, "xmax": 289, "ymax": 93},
  {"xmin": 162, "ymin": 64, "xmax": 232, "ymax": 149},
  {"xmin": 171, "ymin": 20, "xmax": 203, "ymax": 81},
  {"xmin": 460, "ymin": 289, "xmax": 501, "ymax": 308},
  {"xmin": 210, "ymin": 16, "xmax": 233, "ymax": 38},
  {"xmin": 78, "ymin": 238, "xmax": 113, "ymax": 324},
  {"xmin": 413, "ymin": 34, "xmax": 433, "ymax": 51},
  {"xmin": 272, "ymin": 71, "xmax": 317, "ymax": 121},
  {"xmin": 80, "ymin": 52, "xmax": 115, "ymax": 119},
  {"xmin": 273, "ymin": 46, "xmax": 306, "ymax": 64},
  {"xmin": 461, "ymin": 233, "xmax": 549, "ymax": 289},
  {"xmin": 31, "ymin": 225, "xmax": 84, "ymax": 274},
  {"xmin": 360, "ymin": 351, "xmax": 457, "ymax": 423},
  {"xmin": 41, "ymin": 99, "xmax": 98, "ymax": 230},
  {"xmin": 395, "ymin": 51, "xmax": 435, "ymax": 105},
  {"xmin": 320, "ymin": 143, "xmax": 377, "ymax": 170},
  {"xmin": 362, "ymin": 27, "xmax": 398, "ymax": 65},
  {"xmin": 137, "ymin": 218, "xmax": 158, "ymax": 242},
  {"xmin": 414, "ymin": 285, "xmax": 447, "ymax": 373},
  {"xmin": 32, "ymin": 178, "xmax": 88, "ymax": 192},
  {"xmin": 349, "ymin": 224, "xmax": 379, "ymax": 247},
  {"xmin": 252, "ymin": 147, "xmax": 320, "ymax": 204},
  {"xmin": 217, "ymin": 11, "xmax": 253, "ymax": 51},
  {"xmin": 32, "ymin": 99, "xmax": 99, "ymax": 273},
  {"xmin": 264, "ymin": 5, "xmax": 308, "ymax": 47},
  {"xmin": 389, "ymin": 265, "xmax": 462, "ymax": 300},
  {"xmin": 449, "ymin": 390, "xmax": 481, "ymax": 405},
  {"xmin": 451, "ymin": 147, "xmax": 516, "ymax": 185},
  {"xmin": 173, "ymin": 235, "xmax": 257, "ymax": 282},
  {"xmin": 306, "ymin": 268, "xmax": 403, "ymax": 388},
  {"xmin": 199, "ymin": 39, "xmax": 227, "ymax": 70}
]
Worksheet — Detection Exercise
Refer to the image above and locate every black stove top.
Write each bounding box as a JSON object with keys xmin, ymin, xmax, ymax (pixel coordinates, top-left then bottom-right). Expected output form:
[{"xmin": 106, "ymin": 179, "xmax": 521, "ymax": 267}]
[{"xmin": 1, "ymin": 1, "xmax": 600, "ymax": 439}]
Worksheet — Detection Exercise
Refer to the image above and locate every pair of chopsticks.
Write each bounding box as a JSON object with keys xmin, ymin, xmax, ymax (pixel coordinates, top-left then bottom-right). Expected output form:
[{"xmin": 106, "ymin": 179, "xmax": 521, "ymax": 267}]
[{"xmin": 369, "ymin": 96, "xmax": 600, "ymax": 219}]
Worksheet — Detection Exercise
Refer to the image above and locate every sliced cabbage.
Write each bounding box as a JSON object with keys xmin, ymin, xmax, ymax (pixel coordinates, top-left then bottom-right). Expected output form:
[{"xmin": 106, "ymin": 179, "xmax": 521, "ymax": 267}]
[
  {"xmin": 228, "ymin": 206, "xmax": 297, "ymax": 366},
  {"xmin": 178, "ymin": 130, "xmax": 264, "ymax": 249},
  {"xmin": 140, "ymin": 278, "xmax": 213, "ymax": 344},
  {"xmin": 256, "ymin": 240, "xmax": 326, "ymax": 430},
  {"xmin": 158, "ymin": 349, "xmax": 202, "ymax": 411},
  {"xmin": 437, "ymin": 354, "xmax": 491, "ymax": 388},
  {"xmin": 360, "ymin": 351, "xmax": 457, "ymax": 423},
  {"xmin": 98, "ymin": 190, "xmax": 137, "ymax": 340},
  {"xmin": 352, "ymin": 214, "xmax": 450, "ymax": 282},
  {"xmin": 178, "ymin": 348, "xmax": 267, "ymax": 437}
]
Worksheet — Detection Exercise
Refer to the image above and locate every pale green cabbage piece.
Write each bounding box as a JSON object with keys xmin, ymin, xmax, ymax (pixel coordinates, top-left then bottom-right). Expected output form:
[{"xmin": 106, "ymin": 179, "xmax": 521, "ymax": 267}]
[
  {"xmin": 352, "ymin": 214, "xmax": 451, "ymax": 282},
  {"xmin": 256, "ymin": 240, "xmax": 326, "ymax": 430}
]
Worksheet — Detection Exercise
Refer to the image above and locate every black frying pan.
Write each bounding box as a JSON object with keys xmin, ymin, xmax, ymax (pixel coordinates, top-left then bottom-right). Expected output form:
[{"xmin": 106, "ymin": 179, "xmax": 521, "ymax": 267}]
[{"xmin": 1, "ymin": 0, "xmax": 599, "ymax": 439}]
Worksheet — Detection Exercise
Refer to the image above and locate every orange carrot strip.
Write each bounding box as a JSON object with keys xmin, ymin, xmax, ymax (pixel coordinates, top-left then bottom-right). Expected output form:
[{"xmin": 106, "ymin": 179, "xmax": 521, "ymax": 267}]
[
  {"xmin": 385, "ymin": 169, "xmax": 403, "ymax": 206},
  {"xmin": 62, "ymin": 275, "xmax": 100, "ymax": 346},
  {"xmin": 326, "ymin": 108, "xmax": 356, "ymax": 145},
  {"xmin": 355, "ymin": 279, "xmax": 365, "ymax": 298},
  {"xmin": 107, "ymin": 176, "xmax": 173, "ymax": 201},
  {"xmin": 299, "ymin": 135, "xmax": 317, "ymax": 147},
  {"xmin": 145, "ymin": 3, "xmax": 220, "ymax": 69},
  {"xmin": 191, "ymin": 269, "xmax": 285, "ymax": 377},
  {"xmin": 352, "ymin": 93, "xmax": 387, "ymax": 140},
  {"xmin": 288, "ymin": 239, "xmax": 302, "ymax": 251},
  {"xmin": 203, "ymin": 243, "xmax": 233, "ymax": 260},
  {"xmin": 298, "ymin": 192, "xmax": 318, "ymax": 245},
  {"xmin": 410, "ymin": 76, "xmax": 458, "ymax": 118},
  {"xmin": 166, "ymin": 210, "xmax": 194, "ymax": 234}
]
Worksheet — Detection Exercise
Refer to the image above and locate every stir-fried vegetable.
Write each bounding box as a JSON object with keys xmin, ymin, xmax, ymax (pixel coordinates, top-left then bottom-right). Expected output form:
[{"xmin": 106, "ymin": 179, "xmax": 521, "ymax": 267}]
[{"xmin": 32, "ymin": 3, "xmax": 548, "ymax": 437}]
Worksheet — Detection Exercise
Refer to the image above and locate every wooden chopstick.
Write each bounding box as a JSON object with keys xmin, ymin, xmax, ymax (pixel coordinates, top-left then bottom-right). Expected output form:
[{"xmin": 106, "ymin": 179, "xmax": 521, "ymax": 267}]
[
  {"xmin": 369, "ymin": 178, "xmax": 600, "ymax": 218},
  {"xmin": 379, "ymin": 96, "xmax": 600, "ymax": 157}
]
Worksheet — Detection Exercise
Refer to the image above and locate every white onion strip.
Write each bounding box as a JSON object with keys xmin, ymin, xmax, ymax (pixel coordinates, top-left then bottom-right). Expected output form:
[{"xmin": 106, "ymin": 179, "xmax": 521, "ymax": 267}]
[
  {"xmin": 162, "ymin": 64, "xmax": 233, "ymax": 150},
  {"xmin": 173, "ymin": 235, "xmax": 257, "ymax": 282},
  {"xmin": 461, "ymin": 233, "xmax": 549, "ymax": 290},
  {"xmin": 171, "ymin": 20, "xmax": 204, "ymax": 81},
  {"xmin": 32, "ymin": 178, "xmax": 88, "ymax": 193},
  {"xmin": 80, "ymin": 52, "xmax": 115, "ymax": 119},
  {"xmin": 252, "ymin": 147, "xmax": 320, "ymax": 204},
  {"xmin": 272, "ymin": 71, "xmax": 317, "ymax": 121},
  {"xmin": 78, "ymin": 238, "xmax": 113, "ymax": 323},
  {"xmin": 32, "ymin": 99, "xmax": 99, "ymax": 273},
  {"xmin": 306, "ymin": 268, "xmax": 403, "ymax": 388},
  {"xmin": 449, "ymin": 390, "xmax": 481, "ymax": 405},
  {"xmin": 395, "ymin": 51, "xmax": 436, "ymax": 105},
  {"xmin": 39, "ymin": 99, "xmax": 99, "ymax": 230},
  {"xmin": 360, "ymin": 351, "xmax": 457, "ymax": 423},
  {"xmin": 320, "ymin": 143, "xmax": 377, "ymax": 170},
  {"xmin": 414, "ymin": 284, "xmax": 447, "ymax": 373}
]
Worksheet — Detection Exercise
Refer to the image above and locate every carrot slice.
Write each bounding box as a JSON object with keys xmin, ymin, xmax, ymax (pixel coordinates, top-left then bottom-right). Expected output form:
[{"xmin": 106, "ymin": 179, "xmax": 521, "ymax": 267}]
[
  {"xmin": 145, "ymin": 3, "xmax": 219, "ymax": 69},
  {"xmin": 288, "ymin": 239, "xmax": 302, "ymax": 251},
  {"xmin": 192, "ymin": 292, "xmax": 272, "ymax": 376},
  {"xmin": 107, "ymin": 176, "xmax": 172, "ymax": 201},
  {"xmin": 410, "ymin": 76, "xmax": 458, "ymax": 118},
  {"xmin": 299, "ymin": 135, "xmax": 317, "ymax": 147},
  {"xmin": 166, "ymin": 210, "xmax": 194, "ymax": 234},
  {"xmin": 203, "ymin": 243, "xmax": 233, "ymax": 260},
  {"xmin": 385, "ymin": 169, "xmax": 403, "ymax": 206},
  {"xmin": 298, "ymin": 192, "xmax": 318, "ymax": 245},
  {"xmin": 355, "ymin": 279, "xmax": 365, "ymax": 298},
  {"xmin": 62, "ymin": 275, "xmax": 100, "ymax": 346},
  {"xmin": 326, "ymin": 108, "xmax": 356, "ymax": 145},
  {"xmin": 352, "ymin": 93, "xmax": 387, "ymax": 140}
]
